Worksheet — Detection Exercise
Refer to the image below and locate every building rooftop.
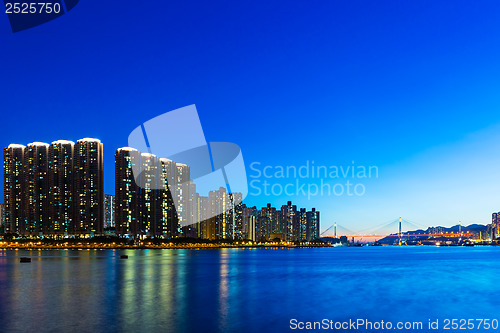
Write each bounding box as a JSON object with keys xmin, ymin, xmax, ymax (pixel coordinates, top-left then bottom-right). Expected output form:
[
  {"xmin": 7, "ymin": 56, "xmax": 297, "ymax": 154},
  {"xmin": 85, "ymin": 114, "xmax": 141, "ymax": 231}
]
[
  {"xmin": 77, "ymin": 138, "xmax": 101, "ymax": 143},
  {"xmin": 28, "ymin": 142, "xmax": 49, "ymax": 147},
  {"xmin": 52, "ymin": 140, "xmax": 75, "ymax": 145},
  {"xmin": 7, "ymin": 144, "xmax": 26, "ymax": 149},
  {"xmin": 117, "ymin": 147, "xmax": 138, "ymax": 152}
]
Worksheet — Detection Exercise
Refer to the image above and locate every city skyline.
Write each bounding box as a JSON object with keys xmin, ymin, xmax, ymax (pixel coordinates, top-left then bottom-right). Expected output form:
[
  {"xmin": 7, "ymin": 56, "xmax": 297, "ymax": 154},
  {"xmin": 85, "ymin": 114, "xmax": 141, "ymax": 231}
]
[
  {"xmin": 3, "ymin": 130, "xmax": 500, "ymax": 234},
  {"xmin": 4, "ymin": 135, "xmax": 498, "ymax": 240},
  {"xmin": 3, "ymin": 1, "xmax": 500, "ymax": 231},
  {"xmin": 3, "ymin": 138, "xmax": 320, "ymax": 241},
  {"xmin": 2, "ymin": 127, "xmax": 500, "ymax": 232}
]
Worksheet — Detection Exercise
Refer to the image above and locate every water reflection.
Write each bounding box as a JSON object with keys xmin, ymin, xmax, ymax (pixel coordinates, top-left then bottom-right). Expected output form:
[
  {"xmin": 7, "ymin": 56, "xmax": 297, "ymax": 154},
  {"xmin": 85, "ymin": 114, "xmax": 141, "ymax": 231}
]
[{"xmin": 0, "ymin": 247, "xmax": 500, "ymax": 333}]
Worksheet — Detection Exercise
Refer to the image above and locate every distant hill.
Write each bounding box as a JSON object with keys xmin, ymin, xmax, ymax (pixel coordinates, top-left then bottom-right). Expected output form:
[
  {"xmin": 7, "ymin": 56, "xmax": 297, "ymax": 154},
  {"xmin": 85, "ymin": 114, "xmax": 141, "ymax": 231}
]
[{"xmin": 377, "ymin": 224, "xmax": 488, "ymax": 245}]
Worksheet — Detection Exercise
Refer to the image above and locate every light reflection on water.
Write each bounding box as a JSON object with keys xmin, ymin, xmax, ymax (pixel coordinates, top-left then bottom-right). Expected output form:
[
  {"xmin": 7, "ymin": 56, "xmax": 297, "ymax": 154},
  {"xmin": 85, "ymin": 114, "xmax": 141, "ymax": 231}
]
[{"xmin": 0, "ymin": 247, "xmax": 499, "ymax": 333}]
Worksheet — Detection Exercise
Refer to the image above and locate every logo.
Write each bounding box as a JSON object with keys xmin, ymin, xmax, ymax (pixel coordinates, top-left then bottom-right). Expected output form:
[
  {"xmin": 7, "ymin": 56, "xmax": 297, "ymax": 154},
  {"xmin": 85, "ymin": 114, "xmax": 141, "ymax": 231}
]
[
  {"xmin": 128, "ymin": 105, "xmax": 248, "ymax": 226},
  {"xmin": 3, "ymin": 0, "xmax": 79, "ymax": 33}
]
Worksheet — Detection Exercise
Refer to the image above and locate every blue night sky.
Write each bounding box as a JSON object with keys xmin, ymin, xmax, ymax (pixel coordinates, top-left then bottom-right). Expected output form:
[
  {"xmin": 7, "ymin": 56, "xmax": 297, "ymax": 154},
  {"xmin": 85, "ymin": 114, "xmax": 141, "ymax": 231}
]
[{"xmin": 2, "ymin": 1, "xmax": 500, "ymax": 233}]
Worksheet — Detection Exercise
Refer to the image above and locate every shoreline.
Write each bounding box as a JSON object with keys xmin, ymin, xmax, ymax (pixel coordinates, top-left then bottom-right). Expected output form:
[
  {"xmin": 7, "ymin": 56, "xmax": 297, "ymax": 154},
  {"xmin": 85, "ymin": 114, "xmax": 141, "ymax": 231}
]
[
  {"xmin": 0, "ymin": 243, "xmax": 333, "ymax": 250},
  {"xmin": 0, "ymin": 243, "xmax": 498, "ymax": 251}
]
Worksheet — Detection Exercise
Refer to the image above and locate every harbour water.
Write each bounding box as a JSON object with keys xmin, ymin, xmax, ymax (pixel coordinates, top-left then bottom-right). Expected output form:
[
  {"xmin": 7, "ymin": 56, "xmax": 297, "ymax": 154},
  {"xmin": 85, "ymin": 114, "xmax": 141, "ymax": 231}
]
[{"xmin": 0, "ymin": 247, "xmax": 499, "ymax": 333}]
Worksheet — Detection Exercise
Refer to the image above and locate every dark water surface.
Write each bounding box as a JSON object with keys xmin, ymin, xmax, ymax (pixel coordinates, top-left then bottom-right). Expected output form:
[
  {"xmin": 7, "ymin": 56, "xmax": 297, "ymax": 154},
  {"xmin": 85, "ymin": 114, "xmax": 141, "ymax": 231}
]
[{"xmin": 0, "ymin": 247, "xmax": 499, "ymax": 333}]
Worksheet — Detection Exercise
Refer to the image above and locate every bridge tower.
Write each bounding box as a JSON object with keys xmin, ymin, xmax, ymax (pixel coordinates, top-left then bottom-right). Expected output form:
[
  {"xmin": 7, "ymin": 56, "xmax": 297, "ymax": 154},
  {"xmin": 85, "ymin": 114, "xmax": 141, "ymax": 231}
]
[
  {"xmin": 398, "ymin": 217, "xmax": 402, "ymax": 246},
  {"xmin": 334, "ymin": 223, "xmax": 337, "ymax": 238}
]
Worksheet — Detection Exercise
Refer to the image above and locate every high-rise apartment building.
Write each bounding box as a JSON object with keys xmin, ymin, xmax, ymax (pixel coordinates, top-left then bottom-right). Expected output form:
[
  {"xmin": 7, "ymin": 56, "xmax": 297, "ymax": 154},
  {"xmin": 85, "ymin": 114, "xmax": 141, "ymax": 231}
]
[
  {"xmin": 241, "ymin": 205, "xmax": 257, "ymax": 241},
  {"xmin": 492, "ymin": 212, "xmax": 500, "ymax": 240},
  {"xmin": 73, "ymin": 138, "xmax": 104, "ymax": 235},
  {"xmin": 104, "ymin": 194, "xmax": 115, "ymax": 229},
  {"xmin": 137, "ymin": 153, "xmax": 163, "ymax": 236},
  {"xmin": 262, "ymin": 203, "xmax": 280, "ymax": 237},
  {"xmin": 256, "ymin": 209, "xmax": 270, "ymax": 241},
  {"xmin": 115, "ymin": 147, "xmax": 141, "ymax": 236},
  {"xmin": 183, "ymin": 181, "xmax": 198, "ymax": 238},
  {"xmin": 306, "ymin": 208, "xmax": 320, "ymax": 241},
  {"xmin": 24, "ymin": 142, "xmax": 49, "ymax": 236},
  {"xmin": 281, "ymin": 201, "xmax": 298, "ymax": 241},
  {"xmin": 197, "ymin": 195, "xmax": 210, "ymax": 239},
  {"xmin": 3, "ymin": 144, "xmax": 25, "ymax": 234},
  {"xmin": 232, "ymin": 192, "xmax": 244, "ymax": 240},
  {"xmin": 207, "ymin": 187, "xmax": 233, "ymax": 240},
  {"xmin": 160, "ymin": 157, "xmax": 179, "ymax": 238},
  {"xmin": 48, "ymin": 140, "xmax": 74, "ymax": 235},
  {"xmin": 175, "ymin": 163, "xmax": 190, "ymax": 236},
  {"xmin": 299, "ymin": 208, "xmax": 308, "ymax": 241}
]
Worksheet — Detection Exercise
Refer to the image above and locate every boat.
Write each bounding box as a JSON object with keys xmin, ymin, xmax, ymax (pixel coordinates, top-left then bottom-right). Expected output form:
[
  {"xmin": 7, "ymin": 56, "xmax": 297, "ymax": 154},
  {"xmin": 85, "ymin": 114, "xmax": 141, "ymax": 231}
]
[{"xmin": 20, "ymin": 257, "xmax": 31, "ymax": 263}]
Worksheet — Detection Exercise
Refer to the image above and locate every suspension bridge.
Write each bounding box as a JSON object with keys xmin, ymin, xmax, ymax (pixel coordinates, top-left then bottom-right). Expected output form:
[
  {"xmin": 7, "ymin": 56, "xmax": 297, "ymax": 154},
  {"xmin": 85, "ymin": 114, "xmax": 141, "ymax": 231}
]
[{"xmin": 320, "ymin": 217, "xmax": 471, "ymax": 243}]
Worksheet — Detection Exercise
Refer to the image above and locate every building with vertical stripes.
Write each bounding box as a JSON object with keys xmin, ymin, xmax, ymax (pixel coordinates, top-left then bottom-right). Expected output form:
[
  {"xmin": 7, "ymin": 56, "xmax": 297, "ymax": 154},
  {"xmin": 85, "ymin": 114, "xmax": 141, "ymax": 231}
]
[
  {"xmin": 73, "ymin": 138, "xmax": 104, "ymax": 236},
  {"xmin": 3, "ymin": 144, "xmax": 26, "ymax": 234},
  {"xmin": 24, "ymin": 142, "xmax": 50, "ymax": 236},
  {"xmin": 115, "ymin": 147, "xmax": 140, "ymax": 236},
  {"xmin": 48, "ymin": 140, "xmax": 74, "ymax": 235}
]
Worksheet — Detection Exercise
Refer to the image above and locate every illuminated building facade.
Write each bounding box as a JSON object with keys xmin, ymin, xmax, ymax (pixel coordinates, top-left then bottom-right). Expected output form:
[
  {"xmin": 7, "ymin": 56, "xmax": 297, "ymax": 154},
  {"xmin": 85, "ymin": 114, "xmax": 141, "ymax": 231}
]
[
  {"xmin": 115, "ymin": 149, "xmax": 192, "ymax": 238},
  {"xmin": 231, "ymin": 192, "xmax": 244, "ymax": 240},
  {"xmin": 73, "ymin": 138, "xmax": 104, "ymax": 235},
  {"xmin": 241, "ymin": 205, "xmax": 257, "ymax": 241},
  {"xmin": 207, "ymin": 187, "xmax": 233, "ymax": 240},
  {"xmin": 115, "ymin": 148, "xmax": 141, "ymax": 236},
  {"xmin": 3, "ymin": 140, "xmax": 321, "ymax": 241},
  {"xmin": 256, "ymin": 209, "xmax": 270, "ymax": 241},
  {"xmin": 261, "ymin": 203, "xmax": 281, "ymax": 237},
  {"xmin": 3, "ymin": 144, "xmax": 25, "ymax": 234},
  {"xmin": 24, "ymin": 142, "xmax": 50, "ymax": 236},
  {"xmin": 197, "ymin": 195, "xmax": 209, "ymax": 238},
  {"xmin": 175, "ymin": 163, "xmax": 190, "ymax": 236},
  {"xmin": 242, "ymin": 201, "xmax": 318, "ymax": 242},
  {"xmin": 3, "ymin": 138, "xmax": 103, "ymax": 236},
  {"xmin": 160, "ymin": 158, "xmax": 178, "ymax": 238},
  {"xmin": 306, "ymin": 208, "xmax": 320, "ymax": 241},
  {"xmin": 104, "ymin": 194, "xmax": 115, "ymax": 229},
  {"xmin": 492, "ymin": 212, "xmax": 500, "ymax": 240},
  {"xmin": 137, "ymin": 153, "xmax": 163, "ymax": 236},
  {"xmin": 183, "ymin": 181, "xmax": 198, "ymax": 238},
  {"xmin": 281, "ymin": 201, "xmax": 298, "ymax": 241},
  {"xmin": 299, "ymin": 208, "xmax": 308, "ymax": 241},
  {"xmin": 48, "ymin": 140, "xmax": 74, "ymax": 235}
]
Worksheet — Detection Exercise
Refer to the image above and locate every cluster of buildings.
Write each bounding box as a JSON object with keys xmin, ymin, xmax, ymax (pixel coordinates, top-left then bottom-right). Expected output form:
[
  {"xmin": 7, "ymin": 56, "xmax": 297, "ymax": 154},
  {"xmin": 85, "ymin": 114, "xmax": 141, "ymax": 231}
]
[
  {"xmin": 114, "ymin": 147, "xmax": 319, "ymax": 241},
  {"xmin": 3, "ymin": 139, "xmax": 104, "ymax": 236},
  {"xmin": 244, "ymin": 202, "xmax": 320, "ymax": 242},
  {"xmin": 490, "ymin": 212, "xmax": 500, "ymax": 240},
  {"xmin": 2, "ymin": 139, "xmax": 320, "ymax": 241}
]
